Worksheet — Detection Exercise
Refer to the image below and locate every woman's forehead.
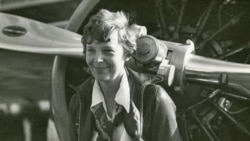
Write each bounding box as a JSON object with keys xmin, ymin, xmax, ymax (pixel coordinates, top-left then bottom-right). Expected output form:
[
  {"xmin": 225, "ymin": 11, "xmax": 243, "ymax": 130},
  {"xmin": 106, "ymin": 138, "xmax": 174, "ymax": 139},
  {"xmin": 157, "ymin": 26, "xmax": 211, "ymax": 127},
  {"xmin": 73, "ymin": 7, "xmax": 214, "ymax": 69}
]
[{"xmin": 87, "ymin": 30, "xmax": 120, "ymax": 47}]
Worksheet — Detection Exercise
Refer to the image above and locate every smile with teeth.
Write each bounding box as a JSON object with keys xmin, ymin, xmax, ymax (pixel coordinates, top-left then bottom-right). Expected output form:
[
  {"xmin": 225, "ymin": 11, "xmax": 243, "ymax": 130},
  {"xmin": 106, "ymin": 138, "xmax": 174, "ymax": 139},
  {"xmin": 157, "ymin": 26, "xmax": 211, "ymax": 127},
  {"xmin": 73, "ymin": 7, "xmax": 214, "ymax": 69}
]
[
  {"xmin": 92, "ymin": 66, "xmax": 108, "ymax": 69},
  {"xmin": 91, "ymin": 66, "xmax": 109, "ymax": 72}
]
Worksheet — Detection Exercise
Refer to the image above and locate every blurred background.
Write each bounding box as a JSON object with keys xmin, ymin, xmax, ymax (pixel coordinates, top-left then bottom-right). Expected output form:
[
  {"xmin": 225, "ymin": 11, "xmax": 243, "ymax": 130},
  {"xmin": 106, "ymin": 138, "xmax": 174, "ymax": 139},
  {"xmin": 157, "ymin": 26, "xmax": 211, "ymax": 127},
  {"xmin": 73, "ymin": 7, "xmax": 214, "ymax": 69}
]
[{"xmin": 0, "ymin": 0, "xmax": 81, "ymax": 141}]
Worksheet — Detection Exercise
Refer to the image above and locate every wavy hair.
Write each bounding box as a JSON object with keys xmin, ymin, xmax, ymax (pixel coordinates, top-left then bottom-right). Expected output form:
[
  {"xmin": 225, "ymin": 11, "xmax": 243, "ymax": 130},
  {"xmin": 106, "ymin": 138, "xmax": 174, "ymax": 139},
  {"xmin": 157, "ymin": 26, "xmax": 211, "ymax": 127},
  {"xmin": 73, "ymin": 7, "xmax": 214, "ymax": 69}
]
[{"xmin": 81, "ymin": 9, "xmax": 147, "ymax": 56}]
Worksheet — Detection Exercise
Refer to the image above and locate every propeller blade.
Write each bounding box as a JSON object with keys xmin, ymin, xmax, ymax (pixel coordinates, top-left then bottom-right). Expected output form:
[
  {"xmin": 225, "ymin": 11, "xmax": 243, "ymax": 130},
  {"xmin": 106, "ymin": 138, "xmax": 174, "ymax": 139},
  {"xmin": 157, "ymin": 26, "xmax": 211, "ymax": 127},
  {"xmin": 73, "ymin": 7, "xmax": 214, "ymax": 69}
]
[{"xmin": 0, "ymin": 12, "xmax": 83, "ymax": 58}]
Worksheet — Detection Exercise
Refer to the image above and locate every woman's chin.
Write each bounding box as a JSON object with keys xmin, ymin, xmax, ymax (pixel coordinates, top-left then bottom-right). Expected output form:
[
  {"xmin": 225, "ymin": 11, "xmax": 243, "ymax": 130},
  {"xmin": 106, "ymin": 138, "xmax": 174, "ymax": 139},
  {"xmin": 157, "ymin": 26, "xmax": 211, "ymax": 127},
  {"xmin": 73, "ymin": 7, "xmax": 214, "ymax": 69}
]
[{"xmin": 94, "ymin": 75, "xmax": 110, "ymax": 82}]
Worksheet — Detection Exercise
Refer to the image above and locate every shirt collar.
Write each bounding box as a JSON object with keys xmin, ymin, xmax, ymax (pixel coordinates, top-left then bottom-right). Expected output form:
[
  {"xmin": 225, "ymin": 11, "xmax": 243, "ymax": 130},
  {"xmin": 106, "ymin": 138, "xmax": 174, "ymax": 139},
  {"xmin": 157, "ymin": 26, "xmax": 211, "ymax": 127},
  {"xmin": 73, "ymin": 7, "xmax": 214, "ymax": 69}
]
[
  {"xmin": 91, "ymin": 70, "xmax": 131, "ymax": 113},
  {"xmin": 115, "ymin": 71, "xmax": 130, "ymax": 113},
  {"xmin": 91, "ymin": 80, "xmax": 103, "ymax": 108}
]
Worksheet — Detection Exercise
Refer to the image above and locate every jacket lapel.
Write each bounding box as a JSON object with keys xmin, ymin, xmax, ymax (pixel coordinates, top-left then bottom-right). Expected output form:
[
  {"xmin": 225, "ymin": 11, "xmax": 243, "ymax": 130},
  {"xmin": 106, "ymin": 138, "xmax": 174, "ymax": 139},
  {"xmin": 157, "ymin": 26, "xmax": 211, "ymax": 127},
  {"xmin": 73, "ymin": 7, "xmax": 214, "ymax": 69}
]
[
  {"xmin": 124, "ymin": 68, "xmax": 145, "ymax": 140},
  {"xmin": 76, "ymin": 69, "xmax": 148, "ymax": 141},
  {"xmin": 78, "ymin": 77, "xmax": 96, "ymax": 141}
]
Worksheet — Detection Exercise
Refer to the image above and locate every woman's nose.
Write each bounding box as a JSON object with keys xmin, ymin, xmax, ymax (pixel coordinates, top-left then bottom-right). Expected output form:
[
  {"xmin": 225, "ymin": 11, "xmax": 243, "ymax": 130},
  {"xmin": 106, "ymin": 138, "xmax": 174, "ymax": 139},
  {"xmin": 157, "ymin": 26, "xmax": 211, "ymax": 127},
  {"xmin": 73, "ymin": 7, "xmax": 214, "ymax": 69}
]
[{"xmin": 94, "ymin": 53, "xmax": 104, "ymax": 63}]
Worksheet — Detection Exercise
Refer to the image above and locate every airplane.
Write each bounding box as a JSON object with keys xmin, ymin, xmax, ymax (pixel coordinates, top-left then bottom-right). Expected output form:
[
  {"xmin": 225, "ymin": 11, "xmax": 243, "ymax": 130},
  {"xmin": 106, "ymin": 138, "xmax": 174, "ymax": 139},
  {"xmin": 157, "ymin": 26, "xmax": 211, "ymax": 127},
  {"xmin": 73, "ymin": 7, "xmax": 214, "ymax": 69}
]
[{"xmin": 0, "ymin": 0, "xmax": 250, "ymax": 141}]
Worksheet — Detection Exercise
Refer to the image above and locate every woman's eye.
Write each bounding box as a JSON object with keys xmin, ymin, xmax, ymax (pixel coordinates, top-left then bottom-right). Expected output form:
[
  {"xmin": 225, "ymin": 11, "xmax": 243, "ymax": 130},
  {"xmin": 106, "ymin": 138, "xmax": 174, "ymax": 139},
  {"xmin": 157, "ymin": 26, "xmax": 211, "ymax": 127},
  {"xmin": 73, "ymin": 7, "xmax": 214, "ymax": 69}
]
[
  {"xmin": 103, "ymin": 49, "xmax": 114, "ymax": 53},
  {"xmin": 86, "ymin": 48, "xmax": 95, "ymax": 53}
]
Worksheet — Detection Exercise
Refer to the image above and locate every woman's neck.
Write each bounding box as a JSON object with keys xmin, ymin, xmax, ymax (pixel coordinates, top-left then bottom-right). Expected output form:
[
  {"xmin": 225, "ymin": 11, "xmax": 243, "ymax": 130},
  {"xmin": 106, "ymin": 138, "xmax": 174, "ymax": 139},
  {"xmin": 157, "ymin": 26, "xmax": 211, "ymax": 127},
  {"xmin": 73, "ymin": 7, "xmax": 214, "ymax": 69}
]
[
  {"xmin": 98, "ymin": 76, "xmax": 122, "ymax": 98},
  {"xmin": 98, "ymin": 72, "xmax": 124, "ymax": 118}
]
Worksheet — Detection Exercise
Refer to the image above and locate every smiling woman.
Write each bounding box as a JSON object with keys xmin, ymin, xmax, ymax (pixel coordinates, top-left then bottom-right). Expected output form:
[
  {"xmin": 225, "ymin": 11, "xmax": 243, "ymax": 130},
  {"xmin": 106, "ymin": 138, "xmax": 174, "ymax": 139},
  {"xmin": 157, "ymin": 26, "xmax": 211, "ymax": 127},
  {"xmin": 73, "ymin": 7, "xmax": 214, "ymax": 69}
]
[
  {"xmin": 68, "ymin": 9, "xmax": 182, "ymax": 141},
  {"xmin": 85, "ymin": 30, "xmax": 126, "ymax": 84},
  {"xmin": 1, "ymin": 0, "xmax": 249, "ymax": 141}
]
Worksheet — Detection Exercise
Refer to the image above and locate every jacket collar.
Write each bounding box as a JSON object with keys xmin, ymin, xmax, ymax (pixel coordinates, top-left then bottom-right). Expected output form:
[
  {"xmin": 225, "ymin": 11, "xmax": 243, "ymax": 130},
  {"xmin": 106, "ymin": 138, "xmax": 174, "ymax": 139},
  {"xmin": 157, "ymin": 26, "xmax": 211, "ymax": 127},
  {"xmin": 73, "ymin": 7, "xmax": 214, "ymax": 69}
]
[
  {"xmin": 72, "ymin": 67, "xmax": 151, "ymax": 141},
  {"xmin": 70, "ymin": 67, "xmax": 152, "ymax": 110},
  {"xmin": 91, "ymin": 71, "xmax": 131, "ymax": 114}
]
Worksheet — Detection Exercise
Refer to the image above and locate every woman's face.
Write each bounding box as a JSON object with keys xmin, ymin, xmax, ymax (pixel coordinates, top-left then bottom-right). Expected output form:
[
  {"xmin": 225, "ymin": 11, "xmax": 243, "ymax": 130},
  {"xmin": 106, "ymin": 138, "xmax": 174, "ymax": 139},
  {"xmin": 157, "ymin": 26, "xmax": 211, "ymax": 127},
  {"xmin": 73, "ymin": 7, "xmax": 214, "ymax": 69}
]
[{"xmin": 85, "ymin": 30, "xmax": 127, "ymax": 83}]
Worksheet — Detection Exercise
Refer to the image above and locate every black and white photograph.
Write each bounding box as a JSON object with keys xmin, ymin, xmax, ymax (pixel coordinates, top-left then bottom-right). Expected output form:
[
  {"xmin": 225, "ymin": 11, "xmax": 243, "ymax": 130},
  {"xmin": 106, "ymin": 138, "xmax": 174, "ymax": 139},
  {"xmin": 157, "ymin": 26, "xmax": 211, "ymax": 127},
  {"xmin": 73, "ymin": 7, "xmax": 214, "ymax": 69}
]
[{"xmin": 0, "ymin": 0, "xmax": 250, "ymax": 141}]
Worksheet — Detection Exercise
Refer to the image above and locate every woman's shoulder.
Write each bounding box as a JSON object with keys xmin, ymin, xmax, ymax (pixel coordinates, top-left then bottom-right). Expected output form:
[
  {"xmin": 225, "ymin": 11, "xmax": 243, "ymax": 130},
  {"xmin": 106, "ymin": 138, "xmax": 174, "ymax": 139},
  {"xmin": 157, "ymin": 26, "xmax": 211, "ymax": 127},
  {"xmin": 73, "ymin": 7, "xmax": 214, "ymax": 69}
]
[
  {"xmin": 146, "ymin": 84, "xmax": 171, "ymax": 99},
  {"xmin": 144, "ymin": 83, "xmax": 176, "ymax": 111},
  {"xmin": 127, "ymin": 67, "xmax": 176, "ymax": 109},
  {"xmin": 69, "ymin": 77, "xmax": 94, "ymax": 107},
  {"xmin": 71, "ymin": 76, "xmax": 94, "ymax": 93}
]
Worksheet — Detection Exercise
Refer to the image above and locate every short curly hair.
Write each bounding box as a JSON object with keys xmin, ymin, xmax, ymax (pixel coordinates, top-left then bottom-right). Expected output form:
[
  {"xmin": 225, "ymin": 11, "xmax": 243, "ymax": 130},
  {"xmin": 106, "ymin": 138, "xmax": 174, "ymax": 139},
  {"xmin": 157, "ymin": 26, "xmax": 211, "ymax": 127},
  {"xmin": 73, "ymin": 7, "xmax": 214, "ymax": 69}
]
[{"xmin": 81, "ymin": 9, "xmax": 147, "ymax": 56}]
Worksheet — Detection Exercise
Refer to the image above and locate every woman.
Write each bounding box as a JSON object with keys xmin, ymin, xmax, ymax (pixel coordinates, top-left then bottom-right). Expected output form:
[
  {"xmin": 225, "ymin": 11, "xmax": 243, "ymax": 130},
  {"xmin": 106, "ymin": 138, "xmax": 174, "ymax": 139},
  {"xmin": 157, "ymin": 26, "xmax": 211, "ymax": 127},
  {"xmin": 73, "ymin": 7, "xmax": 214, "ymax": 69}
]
[{"xmin": 69, "ymin": 9, "xmax": 182, "ymax": 141}]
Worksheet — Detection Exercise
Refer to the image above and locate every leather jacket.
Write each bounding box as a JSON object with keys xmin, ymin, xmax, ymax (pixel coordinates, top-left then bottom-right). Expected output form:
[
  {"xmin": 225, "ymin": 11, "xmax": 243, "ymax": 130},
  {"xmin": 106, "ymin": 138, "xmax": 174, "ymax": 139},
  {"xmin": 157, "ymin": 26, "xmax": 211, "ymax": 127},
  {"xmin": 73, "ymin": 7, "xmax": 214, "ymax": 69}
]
[{"xmin": 69, "ymin": 68, "xmax": 182, "ymax": 141}]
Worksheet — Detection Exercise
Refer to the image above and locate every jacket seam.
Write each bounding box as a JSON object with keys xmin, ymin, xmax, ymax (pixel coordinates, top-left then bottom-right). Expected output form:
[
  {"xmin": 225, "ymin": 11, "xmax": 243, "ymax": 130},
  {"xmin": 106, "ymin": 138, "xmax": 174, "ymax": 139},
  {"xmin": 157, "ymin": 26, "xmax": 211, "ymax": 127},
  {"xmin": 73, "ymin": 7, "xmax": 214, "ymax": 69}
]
[{"xmin": 77, "ymin": 91, "xmax": 81, "ymax": 141}]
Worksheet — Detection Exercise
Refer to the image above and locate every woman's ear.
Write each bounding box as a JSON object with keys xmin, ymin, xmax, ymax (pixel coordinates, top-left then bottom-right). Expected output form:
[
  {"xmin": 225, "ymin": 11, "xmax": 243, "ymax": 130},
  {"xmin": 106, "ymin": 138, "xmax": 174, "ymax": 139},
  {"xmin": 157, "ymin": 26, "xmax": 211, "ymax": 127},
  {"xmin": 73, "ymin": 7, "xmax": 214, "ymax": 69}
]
[
  {"xmin": 125, "ymin": 56, "xmax": 131, "ymax": 61},
  {"xmin": 124, "ymin": 53, "xmax": 132, "ymax": 61},
  {"xmin": 127, "ymin": 24, "xmax": 147, "ymax": 40}
]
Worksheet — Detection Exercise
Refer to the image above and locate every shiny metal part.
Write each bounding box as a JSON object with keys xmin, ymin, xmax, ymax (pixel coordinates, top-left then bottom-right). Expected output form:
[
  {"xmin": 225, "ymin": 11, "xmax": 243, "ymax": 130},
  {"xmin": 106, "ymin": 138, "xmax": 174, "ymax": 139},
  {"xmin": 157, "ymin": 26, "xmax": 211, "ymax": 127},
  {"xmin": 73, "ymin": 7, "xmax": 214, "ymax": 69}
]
[
  {"xmin": 184, "ymin": 54, "xmax": 250, "ymax": 97},
  {"xmin": 0, "ymin": 12, "xmax": 83, "ymax": 58}
]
